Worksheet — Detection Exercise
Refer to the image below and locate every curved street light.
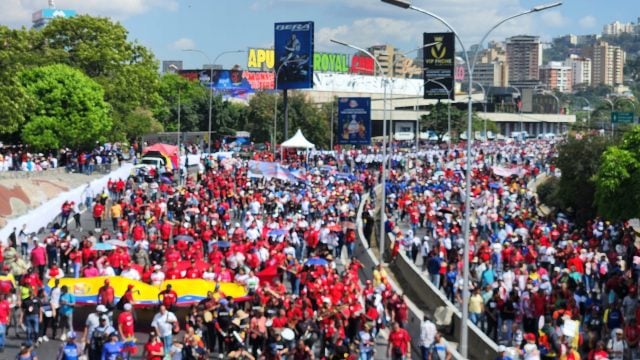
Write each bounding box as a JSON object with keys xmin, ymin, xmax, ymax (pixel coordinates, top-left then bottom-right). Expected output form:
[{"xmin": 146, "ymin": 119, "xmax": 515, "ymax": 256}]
[
  {"xmin": 184, "ymin": 49, "xmax": 246, "ymax": 155},
  {"xmin": 381, "ymin": 0, "xmax": 562, "ymax": 356},
  {"xmin": 331, "ymin": 39, "xmax": 391, "ymax": 263},
  {"xmin": 388, "ymin": 42, "xmax": 441, "ymax": 148}
]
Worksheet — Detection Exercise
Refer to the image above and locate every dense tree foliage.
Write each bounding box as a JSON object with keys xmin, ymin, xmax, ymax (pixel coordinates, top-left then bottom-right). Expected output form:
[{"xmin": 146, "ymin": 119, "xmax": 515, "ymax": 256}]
[
  {"xmin": 19, "ymin": 64, "xmax": 111, "ymax": 150},
  {"xmin": 594, "ymin": 127, "xmax": 640, "ymax": 220},
  {"xmin": 554, "ymin": 135, "xmax": 612, "ymax": 223}
]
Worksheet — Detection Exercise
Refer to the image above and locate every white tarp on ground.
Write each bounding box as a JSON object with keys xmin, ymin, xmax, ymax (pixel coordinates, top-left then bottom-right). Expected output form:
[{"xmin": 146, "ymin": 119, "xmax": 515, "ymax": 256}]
[
  {"xmin": 0, "ymin": 164, "xmax": 133, "ymax": 245},
  {"xmin": 280, "ymin": 129, "xmax": 315, "ymax": 149}
]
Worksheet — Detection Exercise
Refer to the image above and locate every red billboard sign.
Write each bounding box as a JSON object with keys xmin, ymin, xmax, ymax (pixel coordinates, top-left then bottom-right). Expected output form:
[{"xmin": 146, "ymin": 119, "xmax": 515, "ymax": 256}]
[{"xmin": 350, "ymin": 55, "xmax": 374, "ymax": 75}]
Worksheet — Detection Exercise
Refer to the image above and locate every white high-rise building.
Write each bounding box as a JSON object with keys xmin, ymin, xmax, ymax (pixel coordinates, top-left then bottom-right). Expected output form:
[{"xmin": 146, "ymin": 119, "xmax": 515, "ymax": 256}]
[
  {"xmin": 603, "ymin": 21, "xmax": 635, "ymax": 36},
  {"xmin": 564, "ymin": 55, "xmax": 592, "ymax": 87}
]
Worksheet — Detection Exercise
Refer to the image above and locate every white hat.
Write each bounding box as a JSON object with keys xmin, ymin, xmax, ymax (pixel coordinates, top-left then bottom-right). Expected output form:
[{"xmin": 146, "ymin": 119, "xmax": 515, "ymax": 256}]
[
  {"xmin": 123, "ymin": 303, "xmax": 132, "ymax": 311},
  {"xmin": 96, "ymin": 304, "xmax": 108, "ymax": 313},
  {"xmin": 498, "ymin": 345, "xmax": 506, "ymax": 352}
]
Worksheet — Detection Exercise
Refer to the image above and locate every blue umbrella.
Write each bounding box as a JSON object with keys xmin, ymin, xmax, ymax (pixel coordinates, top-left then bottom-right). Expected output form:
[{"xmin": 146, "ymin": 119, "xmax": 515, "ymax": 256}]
[
  {"xmin": 268, "ymin": 229, "xmax": 287, "ymax": 237},
  {"xmin": 92, "ymin": 242, "xmax": 115, "ymax": 251},
  {"xmin": 175, "ymin": 235, "xmax": 195, "ymax": 242},
  {"xmin": 305, "ymin": 257, "xmax": 328, "ymax": 266},
  {"xmin": 213, "ymin": 241, "xmax": 231, "ymax": 248}
]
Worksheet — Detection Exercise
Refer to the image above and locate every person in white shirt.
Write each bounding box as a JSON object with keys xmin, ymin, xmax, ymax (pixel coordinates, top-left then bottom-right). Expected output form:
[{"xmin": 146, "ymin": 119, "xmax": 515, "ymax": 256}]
[
  {"xmin": 151, "ymin": 305, "xmax": 178, "ymax": 355},
  {"xmin": 420, "ymin": 315, "xmax": 437, "ymax": 359},
  {"xmin": 150, "ymin": 266, "xmax": 165, "ymax": 287},
  {"xmin": 120, "ymin": 264, "xmax": 141, "ymax": 281},
  {"xmin": 99, "ymin": 261, "xmax": 116, "ymax": 277}
]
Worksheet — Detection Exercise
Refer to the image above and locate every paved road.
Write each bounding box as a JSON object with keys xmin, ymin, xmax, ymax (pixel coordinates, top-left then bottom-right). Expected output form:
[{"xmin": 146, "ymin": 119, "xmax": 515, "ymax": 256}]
[{"xmin": 4, "ymin": 176, "xmax": 391, "ymax": 359}]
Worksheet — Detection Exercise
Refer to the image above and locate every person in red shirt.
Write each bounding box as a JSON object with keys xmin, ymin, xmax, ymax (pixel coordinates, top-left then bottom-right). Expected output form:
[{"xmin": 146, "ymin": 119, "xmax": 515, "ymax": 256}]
[
  {"xmin": 118, "ymin": 303, "xmax": 135, "ymax": 339},
  {"xmin": 387, "ymin": 321, "xmax": 411, "ymax": 359},
  {"xmin": 98, "ymin": 279, "xmax": 115, "ymax": 309},
  {"xmin": 158, "ymin": 284, "xmax": 178, "ymax": 311},
  {"xmin": 143, "ymin": 331, "xmax": 164, "ymax": 360},
  {"xmin": 0, "ymin": 293, "xmax": 10, "ymax": 351},
  {"xmin": 30, "ymin": 240, "xmax": 47, "ymax": 280},
  {"xmin": 93, "ymin": 201, "xmax": 105, "ymax": 229},
  {"xmin": 184, "ymin": 260, "xmax": 202, "ymax": 279}
]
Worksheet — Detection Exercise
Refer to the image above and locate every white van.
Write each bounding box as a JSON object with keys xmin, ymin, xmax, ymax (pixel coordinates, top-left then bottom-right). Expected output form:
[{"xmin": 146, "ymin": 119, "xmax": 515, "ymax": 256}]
[
  {"xmin": 537, "ymin": 133, "xmax": 556, "ymax": 140},
  {"xmin": 510, "ymin": 131, "xmax": 529, "ymax": 141}
]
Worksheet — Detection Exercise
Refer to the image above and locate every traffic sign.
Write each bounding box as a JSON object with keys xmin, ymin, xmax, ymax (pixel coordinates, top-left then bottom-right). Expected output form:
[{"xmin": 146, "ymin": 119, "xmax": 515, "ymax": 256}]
[{"xmin": 611, "ymin": 111, "xmax": 635, "ymax": 124}]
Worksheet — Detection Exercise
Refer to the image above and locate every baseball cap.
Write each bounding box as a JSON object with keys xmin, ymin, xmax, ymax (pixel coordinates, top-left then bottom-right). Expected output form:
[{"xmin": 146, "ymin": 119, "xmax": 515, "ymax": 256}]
[
  {"xmin": 124, "ymin": 303, "xmax": 132, "ymax": 311},
  {"xmin": 67, "ymin": 331, "xmax": 77, "ymax": 339},
  {"xmin": 497, "ymin": 345, "xmax": 506, "ymax": 352},
  {"xmin": 96, "ymin": 304, "xmax": 107, "ymax": 313}
]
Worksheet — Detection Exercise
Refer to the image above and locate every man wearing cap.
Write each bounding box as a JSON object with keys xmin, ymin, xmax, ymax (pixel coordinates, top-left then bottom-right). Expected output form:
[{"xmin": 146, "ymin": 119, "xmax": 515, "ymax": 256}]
[
  {"xmin": 494, "ymin": 345, "xmax": 514, "ymax": 360},
  {"xmin": 88, "ymin": 314, "xmax": 115, "ymax": 360},
  {"xmin": 608, "ymin": 328, "xmax": 628, "ymax": 360},
  {"xmin": 158, "ymin": 284, "xmax": 178, "ymax": 311},
  {"xmin": 56, "ymin": 331, "xmax": 80, "ymax": 360},
  {"xmin": 117, "ymin": 303, "xmax": 135, "ymax": 340},
  {"xmin": 101, "ymin": 332, "xmax": 124, "ymax": 360}
]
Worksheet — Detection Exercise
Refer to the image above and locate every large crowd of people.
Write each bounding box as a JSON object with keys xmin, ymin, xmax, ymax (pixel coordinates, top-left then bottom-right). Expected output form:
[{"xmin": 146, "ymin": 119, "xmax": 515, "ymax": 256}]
[
  {"xmin": 379, "ymin": 140, "xmax": 640, "ymax": 360},
  {"xmin": 1, "ymin": 137, "xmax": 639, "ymax": 360},
  {"xmin": 0, "ymin": 148, "xmax": 413, "ymax": 360}
]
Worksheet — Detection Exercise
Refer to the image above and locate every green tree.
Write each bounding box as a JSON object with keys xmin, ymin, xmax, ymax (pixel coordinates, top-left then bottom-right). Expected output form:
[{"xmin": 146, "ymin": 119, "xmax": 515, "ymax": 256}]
[
  {"xmin": 19, "ymin": 64, "xmax": 111, "ymax": 150},
  {"xmin": 247, "ymin": 92, "xmax": 277, "ymax": 144},
  {"xmin": 556, "ymin": 135, "xmax": 612, "ymax": 223},
  {"xmin": 420, "ymin": 101, "xmax": 464, "ymax": 141},
  {"xmin": 594, "ymin": 126, "xmax": 640, "ymax": 220},
  {"xmin": 157, "ymin": 74, "xmax": 209, "ymax": 133},
  {"xmin": 42, "ymin": 15, "xmax": 162, "ymax": 123}
]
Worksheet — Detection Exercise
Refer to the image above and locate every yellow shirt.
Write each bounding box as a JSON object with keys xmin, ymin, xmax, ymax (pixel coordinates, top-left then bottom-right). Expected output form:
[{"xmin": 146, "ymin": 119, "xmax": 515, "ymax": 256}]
[
  {"xmin": 111, "ymin": 203, "xmax": 122, "ymax": 218},
  {"xmin": 469, "ymin": 294, "xmax": 484, "ymax": 313}
]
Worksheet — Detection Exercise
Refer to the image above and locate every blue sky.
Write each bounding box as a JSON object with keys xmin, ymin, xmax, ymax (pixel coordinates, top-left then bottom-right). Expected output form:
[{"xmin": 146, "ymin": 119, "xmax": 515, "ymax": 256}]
[{"xmin": 1, "ymin": 1, "xmax": 637, "ymax": 69}]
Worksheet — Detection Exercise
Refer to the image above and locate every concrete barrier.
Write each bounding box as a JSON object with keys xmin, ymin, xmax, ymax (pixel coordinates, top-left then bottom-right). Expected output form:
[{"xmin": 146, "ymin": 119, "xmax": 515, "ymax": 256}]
[
  {"xmin": 355, "ymin": 189, "xmax": 465, "ymax": 360},
  {"xmin": 391, "ymin": 251, "xmax": 499, "ymax": 359}
]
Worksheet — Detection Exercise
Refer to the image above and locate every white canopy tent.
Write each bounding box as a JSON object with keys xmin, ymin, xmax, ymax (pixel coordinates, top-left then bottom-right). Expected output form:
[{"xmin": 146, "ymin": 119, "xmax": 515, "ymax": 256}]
[
  {"xmin": 280, "ymin": 129, "xmax": 315, "ymax": 162},
  {"xmin": 280, "ymin": 129, "xmax": 315, "ymax": 149}
]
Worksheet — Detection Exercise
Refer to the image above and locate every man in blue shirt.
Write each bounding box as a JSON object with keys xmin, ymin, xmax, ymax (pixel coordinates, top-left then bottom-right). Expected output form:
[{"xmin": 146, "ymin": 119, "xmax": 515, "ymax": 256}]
[
  {"xmin": 59, "ymin": 286, "xmax": 75, "ymax": 340},
  {"xmin": 57, "ymin": 331, "xmax": 80, "ymax": 360},
  {"xmin": 101, "ymin": 332, "xmax": 124, "ymax": 360}
]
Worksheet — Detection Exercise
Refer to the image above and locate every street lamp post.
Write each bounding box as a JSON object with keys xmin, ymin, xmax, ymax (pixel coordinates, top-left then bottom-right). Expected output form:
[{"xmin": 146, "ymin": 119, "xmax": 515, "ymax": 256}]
[
  {"xmin": 603, "ymin": 98, "xmax": 614, "ymax": 136},
  {"xmin": 389, "ymin": 43, "xmax": 440, "ymax": 144},
  {"xmin": 472, "ymin": 82, "xmax": 488, "ymax": 140},
  {"xmin": 184, "ymin": 49, "xmax": 214, "ymax": 154},
  {"xmin": 273, "ymin": 60, "xmax": 295, "ymax": 156},
  {"xmin": 213, "ymin": 49, "xmax": 245, "ymax": 68},
  {"xmin": 381, "ymin": 1, "xmax": 562, "ymax": 357},
  {"xmin": 574, "ymin": 96, "xmax": 591, "ymax": 125},
  {"xmin": 184, "ymin": 49, "xmax": 245, "ymax": 155},
  {"xmin": 424, "ymin": 79, "xmax": 452, "ymax": 148},
  {"xmin": 331, "ymin": 39, "xmax": 390, "ymax": 262}
]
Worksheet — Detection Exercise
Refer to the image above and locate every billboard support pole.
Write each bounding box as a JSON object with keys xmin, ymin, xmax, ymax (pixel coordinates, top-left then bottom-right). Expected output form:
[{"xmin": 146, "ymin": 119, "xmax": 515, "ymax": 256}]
[
  {"xmin": 382, "ymin": 0, "xmax": 561, "ymax": 357},
  {"xmin": 284, "ymin": 89, "xmax": 290, "ymax": 140}
]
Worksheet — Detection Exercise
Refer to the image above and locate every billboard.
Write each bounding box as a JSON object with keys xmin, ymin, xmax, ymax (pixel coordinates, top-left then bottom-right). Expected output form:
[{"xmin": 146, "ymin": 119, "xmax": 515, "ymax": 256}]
[
  {"xmin": 274, "ymin": 21, "xmax": 314, "ymax": 89},
  {"xmin": 423, "ymin": 32, "xmax": 455, "ymax": 100},
  {"xmin": 178, "ymin": 69, "xmax": 274, "ymax": 100},
  {"xmin": 248, "ymin": 48, "xmax": 375, "ymax": 75},
  {"xmin": 337, "ymin": 97, "xmax": 371, "ymax": 145}
]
